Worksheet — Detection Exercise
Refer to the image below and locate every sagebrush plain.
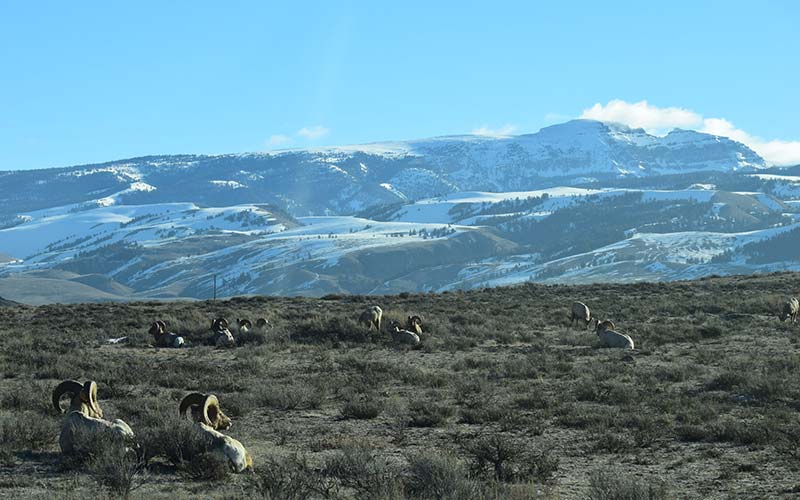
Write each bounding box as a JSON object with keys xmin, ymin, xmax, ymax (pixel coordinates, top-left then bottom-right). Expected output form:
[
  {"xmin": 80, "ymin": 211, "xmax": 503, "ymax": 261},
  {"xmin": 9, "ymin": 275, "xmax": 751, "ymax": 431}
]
[{"xmin": 1, "ymin": 272, "xmax": 799, "ymax": 499}]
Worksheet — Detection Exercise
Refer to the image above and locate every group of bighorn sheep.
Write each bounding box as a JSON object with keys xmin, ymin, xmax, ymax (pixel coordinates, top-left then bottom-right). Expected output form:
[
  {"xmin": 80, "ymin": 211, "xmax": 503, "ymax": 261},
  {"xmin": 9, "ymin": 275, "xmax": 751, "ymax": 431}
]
[
  {"xmin": 571, "ymin": 296, "xmax": 799, "ymax": 350},
  {"xmin": 570, "ymin": 301, "xmax": 635, "ymax": 350},
  {"xmin": 149, "ymin": 316, "xmax": 272, "ymax": 349},
  {"xmin": 358, "ymin": 305, "xmax": 424, "ymax": 345},
  {"xmin": 52, "ymin": 380, "xmax": 252, "ymax": 472},
  {"xmin": 49, "ymin": 293, "xmax": 799, "ymax": 476}
]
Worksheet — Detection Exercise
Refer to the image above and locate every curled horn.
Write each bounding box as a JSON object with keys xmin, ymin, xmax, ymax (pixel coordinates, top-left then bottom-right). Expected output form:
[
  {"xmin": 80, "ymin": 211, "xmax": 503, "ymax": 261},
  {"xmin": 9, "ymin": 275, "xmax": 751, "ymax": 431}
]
[
  {"xmin": 52, "ymin": 380, "xmax": 83, "ymax": 414},
  {"xmin": 239, "ymin": 319, "xmax": 252, "ymax": 329},
  {"xmin": 81, "ymin": 380, "xmax": 102, "ymax": 417},
  {"xmin": 179, "ymin": 392, "xmax": 208, "ymax": 421},
  {"xmin": 149, "ymin": 322, "xmax": 163, "ymax": 338},
  {"xmin": 219, "ymin": 317, "xmax": 228, "ymax": 329},
  {"xmin": 203, "ymin": 394, "xmax": 222, "ymax": 428},
  {"xmin": 409, "ymin": 315, "xmax": 422, "ymax": 325}
]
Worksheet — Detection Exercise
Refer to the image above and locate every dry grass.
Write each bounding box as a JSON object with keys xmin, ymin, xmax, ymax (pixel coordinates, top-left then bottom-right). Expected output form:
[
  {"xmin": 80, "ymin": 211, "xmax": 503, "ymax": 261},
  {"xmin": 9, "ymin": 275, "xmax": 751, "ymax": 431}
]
[{"xmin": 0, "ymin": 272, "xmax": 799, "ymax": 498}]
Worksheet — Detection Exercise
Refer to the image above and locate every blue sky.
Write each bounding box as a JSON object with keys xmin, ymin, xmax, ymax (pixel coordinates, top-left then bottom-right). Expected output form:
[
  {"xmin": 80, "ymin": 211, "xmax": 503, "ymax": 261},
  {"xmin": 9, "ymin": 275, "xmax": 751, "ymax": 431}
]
[{"xmin": 1, "ymin": 1, "xmax": 798, "ymax": 170}]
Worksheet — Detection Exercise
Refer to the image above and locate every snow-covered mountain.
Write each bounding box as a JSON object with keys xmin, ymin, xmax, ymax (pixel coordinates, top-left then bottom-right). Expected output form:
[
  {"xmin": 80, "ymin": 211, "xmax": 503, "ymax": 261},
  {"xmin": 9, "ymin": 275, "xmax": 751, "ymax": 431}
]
[
  {"xmin": 0, "ymin": 120, "xmax": 765, "ymax": 221},
  {"xmin": 0, "ymin": 119, "xmax": 795, "ymax": 304}
]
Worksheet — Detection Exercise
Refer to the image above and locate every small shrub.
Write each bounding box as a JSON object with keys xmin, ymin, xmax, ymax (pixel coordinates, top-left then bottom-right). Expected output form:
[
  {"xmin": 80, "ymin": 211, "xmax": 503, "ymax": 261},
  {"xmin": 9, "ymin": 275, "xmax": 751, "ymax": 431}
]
[
  {"xmin": 87, "ymin": 433, "xmax": 146, "ymax": 499},
  {"xmin": 405, "ymin": 453, "xmax": 477, "ymax": 499},
  {"xmin": 253, "ymin": 380, "xmax": 326, "ymax": 410},
  {"xmin": 341, "ymin": 396, "xmax": 384, "ymax": 420},
  {"xmin": 249, "ymin": 453, "xmax": 338, "ymax": 499},
  {"xmin": 183, "ymin": 452, "xmax": 230, "ymax": 481},
  {"xmin": 588, "ymin": 469, "xmax": 671, "ymax": 500},
  {"xmin": 525, "ymin": 447, "xmax": 560, "ymax": 484},
  {"xmin": 323, "ymin": 446, "xmax": 402, "ymax": 498},
  {"xmin": 0, "ymin": 411, "xmax": 58, "ymax": 451},
  {"xmin": 408, "ymin": 400, "xmax": 454, "ymax": 428},
  {"xmin": 138, "ymin": 417, "xmax": 209, "ymax": 465},
  {"xmin": 593, "ymin": 432, "xmax": 636, "ymax": 454},
  {"xmin": 463, "ymin": 434, "xmax": 525, "ymax": 483}
]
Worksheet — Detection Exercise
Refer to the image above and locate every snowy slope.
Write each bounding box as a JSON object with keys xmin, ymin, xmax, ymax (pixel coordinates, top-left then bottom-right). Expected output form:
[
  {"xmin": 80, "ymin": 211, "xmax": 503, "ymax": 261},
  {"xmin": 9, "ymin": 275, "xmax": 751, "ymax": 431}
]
[
  {"xmin": 447, "ymin": 223, "xmax": 800, "ymax": 289},
  {"xmin": 0, "ymin": 119, "xmax": 768, "ymax": 220}
]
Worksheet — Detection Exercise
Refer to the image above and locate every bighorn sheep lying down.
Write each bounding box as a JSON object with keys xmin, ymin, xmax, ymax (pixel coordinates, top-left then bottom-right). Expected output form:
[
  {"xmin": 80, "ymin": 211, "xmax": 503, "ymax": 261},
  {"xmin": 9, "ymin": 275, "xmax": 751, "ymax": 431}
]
[
  {"xmin": 236, "ymin": 318, "xmax": 252, "ymax": 333},
  {"xmin": 779, "ymin": 297, "xmax": 799, "ymax": 323},
  {"xmin": 179, "ymin": 393, "xmax": 252, "ymax": 472},
  {"xmin": 359, "ymin": 305, "xmax": 382, "ymax": 331},
  {"xmin": 406, "ymin": 315, "xmax": 423, "ymax": 336},
  {"xmin": 211, "ymin": 318, "xmax": 236, "ymax": 347},
  {"xmin": 149, "ymin": 320, "xmax": 185, "ymax": 348},
  {"xmin": 570, "ymin": 302, "xmax": 595, "ymax": 329},
  {"xmin": 594, "ymin": 319, "xmax": 616, "ymax": 333},
  {"xmin": 52, "ymin": 380, "xmax": 135, "ymax": 456},
  {"xmin": 256, "ymin": 317, "xmax": 271, "ymax": 329},
  {"xmin": 595, "ymin": 320, "xmax": 634, "ymax": 349},
  {"xmin": 389, "ymin": 320, "xmax": 420, "ymax": 345}
]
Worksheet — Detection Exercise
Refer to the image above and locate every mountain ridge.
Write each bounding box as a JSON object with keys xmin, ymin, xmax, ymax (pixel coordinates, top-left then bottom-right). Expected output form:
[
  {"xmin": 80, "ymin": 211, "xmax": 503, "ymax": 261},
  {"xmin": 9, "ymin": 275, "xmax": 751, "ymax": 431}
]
[{"xmin": 1, "ymin": 120, "xmax": 796, "ymax": 304}]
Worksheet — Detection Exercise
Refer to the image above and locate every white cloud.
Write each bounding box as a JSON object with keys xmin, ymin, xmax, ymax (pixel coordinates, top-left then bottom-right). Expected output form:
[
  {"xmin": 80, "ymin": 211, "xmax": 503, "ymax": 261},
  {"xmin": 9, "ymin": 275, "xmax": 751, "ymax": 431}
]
[
  {"xmin": 297, "ymin": 125, "xmax": 330, "ymax": 140},
  {"xmin": 267, "ymin": 134, "xmax": 291, "ymax": 146},
  {"xmin": 472, "ymin": 124, "xmax": 517, "ymax": 137},
  {"xmin": 581, "ymin": 99, "xmax": 702, "ymax": 132},
  {"xmin": 701, "ymin": 118, "xmax": 800, "ymax": 166},
  {"xmin": 579, "ymin": 99, "xmax": 800, "ymax": 166}
]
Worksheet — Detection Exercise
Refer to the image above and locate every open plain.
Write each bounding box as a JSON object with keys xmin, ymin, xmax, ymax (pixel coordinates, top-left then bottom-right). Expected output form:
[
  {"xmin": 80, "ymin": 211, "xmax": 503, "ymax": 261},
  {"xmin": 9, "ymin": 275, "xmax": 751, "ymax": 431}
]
[{"xmin": 0, "ymin": 272, "xmax": 799, "ymax": 499}]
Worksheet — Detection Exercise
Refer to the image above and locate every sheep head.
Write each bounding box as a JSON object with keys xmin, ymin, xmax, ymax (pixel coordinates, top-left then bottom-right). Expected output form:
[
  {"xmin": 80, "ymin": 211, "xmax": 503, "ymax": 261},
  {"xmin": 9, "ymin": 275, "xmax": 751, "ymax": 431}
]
[
  {"xmin": 595, "ymin": 319, "xmax": 615, "ymax": 334},
  {"xmin": 52, "ymin": 380, "xmax": 102, "ymax": 418},
  {"xmin": 256, "ymin": 317, "xmax": 270, "ymax": 328},
  {"xmin": 180, "ymin": 393, "xmax": 232, "ymax": 430},
  {"xmin": 211, "ymin": 317, "xmax": 229, "ymax": 332},
  {"xmin": 237, "ymin": 318, "xmax": 252, "ymax": 330},
  {"xmin": 149, "ymin": 321, "xmax": 166, "ymax": 340}
]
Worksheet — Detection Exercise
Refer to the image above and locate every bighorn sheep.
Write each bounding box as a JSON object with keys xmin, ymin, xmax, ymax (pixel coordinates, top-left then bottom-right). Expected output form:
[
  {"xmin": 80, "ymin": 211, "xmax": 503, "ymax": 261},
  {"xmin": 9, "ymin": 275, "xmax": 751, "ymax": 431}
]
[
  {"xmin": 211, "ymin": 318, "xmax": 236, "ymax": 347},
  {"xmin": 779, "ymin": 297, "xmax": 799, "ymax": 323},
  {"xmin": 359, "ymin": 305, "xmax": 382, "ymax": 331},
  {"xmin": 255, "ymin": 317, "xmax": 271, "ymax": 329},
  {"xmin": 570, "ymin": 302, "xmax": 595, "ymax": 329},
  {"xmin": 236, "ymin": 318, "xmax": 252, "ymax": 333},
  {"xmin": 406, "ymin": 315, "xmax": 423, "ymax": 336},
  {"xmin": 595, "ymin": 320, "xmax": 634, "ymax": 349},
  {"xmin": 52, "ymin": 380, "xmax": 135, "ymax": 456},
  {"xmin": 149, "ymin": 320, "xmax": 185, "ymax": 348},
  {"xmin": 179, "ymin": 393, "xmax": 252, "ymax": 472},
  {"xmin": 389, "ymin": 320, "xmax": 421, "ymax": 345},
  {"xmin": 594, "ymin": 319, "xmax": 616, "ymax": 333}
]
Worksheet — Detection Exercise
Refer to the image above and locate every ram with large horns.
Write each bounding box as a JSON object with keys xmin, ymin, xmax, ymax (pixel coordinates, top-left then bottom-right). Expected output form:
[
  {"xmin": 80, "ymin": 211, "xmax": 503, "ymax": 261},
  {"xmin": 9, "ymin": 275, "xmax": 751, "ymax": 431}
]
[
  {"xmin": 52, "ymin": 380, "xmax": 135, "ymax": 456},
  {"xmin": 388, "ymin": 320, "xmax": 421, "ymax": 345},
  {"xmin": 149, "ymin": 320, "xmax": 185, "ymax": 348},
  {"xmin": 236, "ymin": 318, "xmax": 252, "ymax": 333},
  {"xmin": 211, "ymin": 317, "xmax": 236, "ymax": 347},
  {"xmin": 179, "ymin": 392, "xmax": 252, "ymax": 472},
  {"xmin": 406, "ymin": 315, "xmax": 423, "ymax": 336}
]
